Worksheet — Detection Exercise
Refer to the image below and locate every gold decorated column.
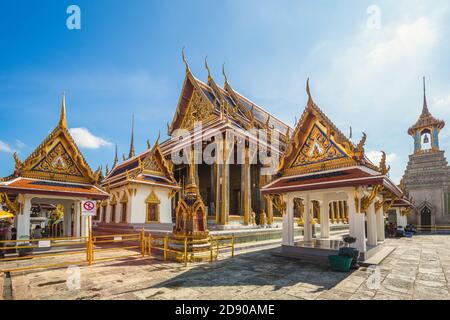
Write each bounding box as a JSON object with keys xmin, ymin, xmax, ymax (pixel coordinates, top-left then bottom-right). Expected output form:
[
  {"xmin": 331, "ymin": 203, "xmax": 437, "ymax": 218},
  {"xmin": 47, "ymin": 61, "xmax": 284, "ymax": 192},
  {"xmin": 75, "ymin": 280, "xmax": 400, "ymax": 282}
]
[{"xmin": 241, "ymin": 146, "xmax": 251, "ymax": 225}]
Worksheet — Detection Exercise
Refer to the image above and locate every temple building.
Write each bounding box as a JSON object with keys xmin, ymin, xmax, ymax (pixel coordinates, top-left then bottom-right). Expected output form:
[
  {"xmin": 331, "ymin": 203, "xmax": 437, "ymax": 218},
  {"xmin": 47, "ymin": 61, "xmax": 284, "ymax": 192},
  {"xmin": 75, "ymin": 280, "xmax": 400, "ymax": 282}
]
[
  {"xmin": 97, "ymin": 53, "xmax": 297, "ymax": 231},
  {"xmin": 261, "ymin": 81, "xmax": 403, "ymax": 258},
  {"xmin": 402, "ymin": 78, "xmax": 450, "ymax": 228},
  {"xmin": 0, "ymin": 95, "xmax": 109, "ymax": 238},
  {"xmin": 100, "ymin": 134, "xmax": 180, "ymax": 228}
]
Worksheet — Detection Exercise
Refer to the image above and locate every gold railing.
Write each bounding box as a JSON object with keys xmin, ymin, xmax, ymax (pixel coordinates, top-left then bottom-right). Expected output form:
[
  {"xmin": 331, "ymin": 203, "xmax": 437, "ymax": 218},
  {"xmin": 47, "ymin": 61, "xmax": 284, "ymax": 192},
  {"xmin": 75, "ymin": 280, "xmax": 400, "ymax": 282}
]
[
  {"xmin": 0, "ymin": 229, "xmax": 147, "ymax": 273},
  {"xmin": 0, "ymin": 229, "xmax": 235, "ymax": 272},
  {"xmin": 147, "ymin": 234, "xmax": 235, "ymax": 267}
]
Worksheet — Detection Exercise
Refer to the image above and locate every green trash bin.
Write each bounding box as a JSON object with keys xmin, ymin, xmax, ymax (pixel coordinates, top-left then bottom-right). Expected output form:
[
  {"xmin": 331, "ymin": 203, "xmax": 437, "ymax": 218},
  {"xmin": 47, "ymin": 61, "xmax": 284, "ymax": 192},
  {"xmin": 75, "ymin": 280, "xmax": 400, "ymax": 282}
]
[{"xmin": 328, "ymin": 255, "xmax": 353, "ymax": 272}]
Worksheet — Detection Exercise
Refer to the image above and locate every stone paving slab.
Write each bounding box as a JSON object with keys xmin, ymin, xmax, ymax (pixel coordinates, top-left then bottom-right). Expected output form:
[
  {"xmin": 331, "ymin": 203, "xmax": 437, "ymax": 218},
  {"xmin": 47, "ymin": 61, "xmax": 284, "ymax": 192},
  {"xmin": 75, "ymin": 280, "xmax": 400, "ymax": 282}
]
[{"xmin": 4, "ymin": 235, "xmax": 450, "ymax": 300}]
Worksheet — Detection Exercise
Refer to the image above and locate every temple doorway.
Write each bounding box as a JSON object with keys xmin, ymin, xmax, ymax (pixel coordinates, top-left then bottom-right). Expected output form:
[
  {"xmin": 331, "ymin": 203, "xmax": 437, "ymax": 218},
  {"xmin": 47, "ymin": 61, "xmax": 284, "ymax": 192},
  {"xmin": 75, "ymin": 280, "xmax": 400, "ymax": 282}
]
[{"xmin": 420, "ymin": 206, "xmax": 432, "ymax": 226}]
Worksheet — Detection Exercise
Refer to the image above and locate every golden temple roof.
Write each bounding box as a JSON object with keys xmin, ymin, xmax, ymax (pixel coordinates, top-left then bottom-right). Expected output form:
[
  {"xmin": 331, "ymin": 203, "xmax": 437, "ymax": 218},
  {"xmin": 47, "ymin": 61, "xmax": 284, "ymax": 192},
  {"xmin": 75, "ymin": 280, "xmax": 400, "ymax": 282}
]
[{"xmin": 1, "ymin": 94, "xmax": 99, "ymax": 186}]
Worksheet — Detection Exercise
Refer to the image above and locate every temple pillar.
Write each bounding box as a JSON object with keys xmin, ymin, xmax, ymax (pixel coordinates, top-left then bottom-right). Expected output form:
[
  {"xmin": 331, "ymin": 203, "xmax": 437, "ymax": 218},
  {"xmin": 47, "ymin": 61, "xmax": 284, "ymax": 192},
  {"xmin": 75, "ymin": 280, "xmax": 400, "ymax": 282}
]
[
  {"xmin": 303, "ymin": 195, "xmax": 312, "ymax": 242},
  {"xmin": 282, "ymin": 195, "xmax": 294, "ymax": 246},
  {"xmin": 241, "ymin": 146, "xmax": 251, "ymax": 225},
  {"xmin": 319, "ymin": 199, "xmax": 330, "ymax": 238},
  {"xmin": 266, "ymin": 196, "xmax": 273, "ymax": 226},
  {"xmin": 367, "ymin": 202, "xmax": 378, "ymax": 247},
  {"xmin": 215, "ymin": 135, "xmax": 230, "ymax": 225},
  {"xmin": 63, "ymin": 201, "xmax": 72, "ymax": 237},
  {"xmin": 73, "ymin": 200, "xmax": 81, "ymax": 237},
  {"xmin": 376, "ymin": 203, "xmax": 385, "ymax": 242},
  {"xmin": 348, "ymin": 190, "xmax": 366, "ymax": 253},
  {"xmin": 17, "ymin": 194, "xmax": 32, "ymax": 238},
  {"xmin": 330, "ymin": 201, "xmax": 336, "ymax": 224}
]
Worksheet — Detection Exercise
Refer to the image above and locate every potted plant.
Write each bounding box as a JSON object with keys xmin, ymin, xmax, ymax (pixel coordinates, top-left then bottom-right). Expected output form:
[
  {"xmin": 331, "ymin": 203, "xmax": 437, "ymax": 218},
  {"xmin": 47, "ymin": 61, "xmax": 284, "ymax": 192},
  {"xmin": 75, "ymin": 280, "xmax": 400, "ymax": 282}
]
[{"xmin": 338, "ymin": 236, "xmax": 360, "ymax": 269}]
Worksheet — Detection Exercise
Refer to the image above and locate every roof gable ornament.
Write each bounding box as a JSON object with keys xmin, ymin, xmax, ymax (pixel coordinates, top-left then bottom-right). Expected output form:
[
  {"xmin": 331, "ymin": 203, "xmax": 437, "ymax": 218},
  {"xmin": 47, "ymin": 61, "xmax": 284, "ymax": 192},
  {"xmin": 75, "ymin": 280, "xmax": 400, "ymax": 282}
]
[
  {"xmin": 6, "ymin": 94, "xmax": 97, "ymax": 184},
  {"xmin": 280, "ymin": 79, "xmax": 373, "ymax": 175}
]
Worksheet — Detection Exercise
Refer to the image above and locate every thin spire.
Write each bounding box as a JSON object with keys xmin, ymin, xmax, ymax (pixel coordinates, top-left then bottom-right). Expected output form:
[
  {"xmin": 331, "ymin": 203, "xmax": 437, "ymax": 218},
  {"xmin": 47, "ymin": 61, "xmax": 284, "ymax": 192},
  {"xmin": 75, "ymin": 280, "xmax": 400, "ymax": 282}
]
[
  {"xmin": 422, "ymin": 76, "xmax": 430, "ymax": 116},
  {"xmin": 306, "ymin": 78, "xmax": 314, "ymax": 107},
  {"xmin": 128, "ymin": 114, "xmax": 135, "ymax": 159},
  {"xmin": 113, "ymin": 144, "xmax": 118, "ymax": 167},
  {"xmin": 182, "ymin": 47, "xmax": 190, "ymax": 73},
  {"xmin": 222, "ymin": 63, "xmax": 228, "ymax": 84},
  {"xmin": 205, "ymin": 56, "xmax": 212, "ymax": 82},
  {"xmin": 59, "ymin": 92, "xmax": 67, "ymax": 129}
]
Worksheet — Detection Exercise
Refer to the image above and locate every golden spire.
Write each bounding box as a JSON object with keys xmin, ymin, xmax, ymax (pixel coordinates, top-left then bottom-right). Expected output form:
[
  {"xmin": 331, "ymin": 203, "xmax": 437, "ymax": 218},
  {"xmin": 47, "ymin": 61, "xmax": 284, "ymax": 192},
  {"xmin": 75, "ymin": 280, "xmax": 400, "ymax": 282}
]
[
  {"xmin": 128, "ymin": 114, "xmax": 135, "ymax": 159},
  {"xmin": 59, "ymin": 92, "xmax": 68, "ymax": 129},
  {"xmin": 113, "ymin": 144, "xmax": 118, "ymax": 167},
  {"xmin": 182, "ymin": 47, "xmax": 190, "ymax": 73},
  {"xmin": 422, "ymin": 76, "xmax": 430, "ymax": 116},
  {"xmin": 306, "ymin": 78, "xmax": 314, "ymax": 107},
  {"xmin": 184, "ymin": 148, "xmax": 198, "ymax": 194},
  {"xmin": 222, "ymin": 63, "xmax": 228, "ymax": 84},
  {"xmin": 205, "ymin": 56, "xmax": 212, "ymax": 82}
]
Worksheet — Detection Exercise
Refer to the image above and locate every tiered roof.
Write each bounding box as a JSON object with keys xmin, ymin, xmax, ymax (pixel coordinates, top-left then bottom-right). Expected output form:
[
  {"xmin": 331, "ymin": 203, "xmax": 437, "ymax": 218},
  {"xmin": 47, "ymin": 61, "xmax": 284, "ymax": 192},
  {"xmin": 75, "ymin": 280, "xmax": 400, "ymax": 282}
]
[
  {"xmin": 262, "ymin": 80, "xmax": 402, "ymax": 198},
  {"xmin": 0, "ymin": 95, "xmax": 109, "ymax": 199},
  {"xmin": 408, "ymin": 77, "xmax": 445, "ymax": 135},
  {"xmin": 103, "ymin": 134, "xmax": 179, "ymax": 190}
]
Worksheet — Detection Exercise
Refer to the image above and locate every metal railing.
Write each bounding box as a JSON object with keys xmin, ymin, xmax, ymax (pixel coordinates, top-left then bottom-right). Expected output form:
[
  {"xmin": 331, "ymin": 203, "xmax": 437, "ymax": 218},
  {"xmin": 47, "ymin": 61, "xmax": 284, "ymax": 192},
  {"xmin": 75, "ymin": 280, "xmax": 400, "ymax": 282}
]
[
  {"xmin": 148, "ymin": 234, "xmax": 235, "ymax": 267},
  {"xmin": 1, "ymin": 229, "xmax": 235, "ymax": 273}
]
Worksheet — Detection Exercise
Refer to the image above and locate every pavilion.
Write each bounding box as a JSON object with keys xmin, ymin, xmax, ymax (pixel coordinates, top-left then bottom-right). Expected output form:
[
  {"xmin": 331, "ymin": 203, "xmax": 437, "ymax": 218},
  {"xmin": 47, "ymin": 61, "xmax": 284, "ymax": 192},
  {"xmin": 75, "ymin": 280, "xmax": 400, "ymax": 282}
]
[
  {"xmin": 0, "ymin": 95, "xmax": 109, "ymax": 239},
  {"xmin": 261, "ymin": 81, "xmax": 404, "ymax": 259}
]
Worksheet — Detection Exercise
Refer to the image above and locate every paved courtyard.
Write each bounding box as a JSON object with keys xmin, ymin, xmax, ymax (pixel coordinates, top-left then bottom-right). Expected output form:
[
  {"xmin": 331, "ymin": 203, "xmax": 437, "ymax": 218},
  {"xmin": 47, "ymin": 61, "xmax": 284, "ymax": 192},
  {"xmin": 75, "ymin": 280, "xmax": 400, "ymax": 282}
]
[{"xmin": 3, "ymin": 235, "xmax": 450, "ymax": 300}]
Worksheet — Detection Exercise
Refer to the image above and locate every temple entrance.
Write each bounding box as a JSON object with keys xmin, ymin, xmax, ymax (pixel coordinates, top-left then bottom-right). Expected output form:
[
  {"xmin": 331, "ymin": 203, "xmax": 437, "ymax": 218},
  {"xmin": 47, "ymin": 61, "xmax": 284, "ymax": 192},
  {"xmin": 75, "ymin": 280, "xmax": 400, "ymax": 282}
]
[{"xmin": 420, "ymin": 206, "xmax": 432, "ymax": 226}]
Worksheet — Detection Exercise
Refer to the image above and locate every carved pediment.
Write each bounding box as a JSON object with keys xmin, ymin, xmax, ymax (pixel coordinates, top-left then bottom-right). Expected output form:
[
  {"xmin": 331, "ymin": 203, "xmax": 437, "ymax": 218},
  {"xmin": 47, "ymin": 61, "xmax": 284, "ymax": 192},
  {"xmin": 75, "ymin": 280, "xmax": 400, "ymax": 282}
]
[
  {"xmin": 31, "ymin": 142, "xmax": 84, "ymax": 177},
  {"xmin": 180, "ymin": 89, "xmax": 216, "ymax": 131},
  {"xmin": 291, "ymin": 124, "xmax": 347, "ymax": 168}
]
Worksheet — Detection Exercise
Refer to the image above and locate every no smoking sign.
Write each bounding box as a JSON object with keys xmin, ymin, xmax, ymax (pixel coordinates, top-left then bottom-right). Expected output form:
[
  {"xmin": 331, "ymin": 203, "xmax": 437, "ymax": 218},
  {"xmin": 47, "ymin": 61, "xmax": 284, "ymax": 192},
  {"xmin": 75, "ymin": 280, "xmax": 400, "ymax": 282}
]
[{"xmin": 82, "ymin": 200, "xmax": 96, "ymax": 216}]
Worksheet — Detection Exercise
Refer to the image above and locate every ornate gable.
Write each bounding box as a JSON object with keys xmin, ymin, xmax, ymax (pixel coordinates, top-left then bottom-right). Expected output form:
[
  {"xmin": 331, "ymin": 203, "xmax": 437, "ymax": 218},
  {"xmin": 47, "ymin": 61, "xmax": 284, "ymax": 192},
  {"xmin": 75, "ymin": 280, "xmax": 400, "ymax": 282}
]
[
  {"xmin": 11, "ymin": 95, "xmax": 96, "ymax": 184},
  {"xmin": 168, "ymin": 53, "xmax": 219, "ymax": 134},
  {"xmin": 281, "ymin": 80, "xmax": 370, "ymax": 176},
  {"xmin": 141, "ymin": 136, "xmax": 176, "ymax": 183},
  {"xmin": 291, "ymin": 124, "xmax": 347, "ymax": 168}
]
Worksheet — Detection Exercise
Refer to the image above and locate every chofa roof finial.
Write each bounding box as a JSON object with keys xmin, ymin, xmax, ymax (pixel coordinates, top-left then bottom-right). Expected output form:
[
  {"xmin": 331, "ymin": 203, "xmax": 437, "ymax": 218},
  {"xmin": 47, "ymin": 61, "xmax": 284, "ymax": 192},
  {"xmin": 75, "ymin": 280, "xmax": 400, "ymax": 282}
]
[
  {"xmin": 182, "ymin": 47, "xmax": 190, "ymax": 73},
  {"xmin": 222, "ymin": 63, "xmax": 228, "ymax": 84},
  {"xmin": 205, "ymin": 56, "xmax": 212, "ymax": 82},
  {"xmin": 306, "ymin": 78, "xmax": 314, "ymax": 106}
]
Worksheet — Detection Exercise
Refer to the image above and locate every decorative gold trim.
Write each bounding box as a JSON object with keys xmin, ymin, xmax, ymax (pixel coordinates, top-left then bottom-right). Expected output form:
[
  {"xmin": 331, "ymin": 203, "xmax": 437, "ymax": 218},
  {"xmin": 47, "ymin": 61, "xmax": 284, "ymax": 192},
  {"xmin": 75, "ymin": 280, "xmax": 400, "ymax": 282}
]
[{"xmin": 145, "ymin": 191, "xmax": 160, "ymax": 223}]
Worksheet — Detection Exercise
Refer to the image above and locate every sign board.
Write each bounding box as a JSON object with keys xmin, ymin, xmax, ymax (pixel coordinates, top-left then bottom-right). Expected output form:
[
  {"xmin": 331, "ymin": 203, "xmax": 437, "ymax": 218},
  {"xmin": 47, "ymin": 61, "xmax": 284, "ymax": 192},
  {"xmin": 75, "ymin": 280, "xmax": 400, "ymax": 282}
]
[
  {"xmin": 81, "ymin": 200, "xmax": 96, "ymax": 216},
  {"xmin": 38, "ymin": 240, "xmax": 51, "ymax": 248}
]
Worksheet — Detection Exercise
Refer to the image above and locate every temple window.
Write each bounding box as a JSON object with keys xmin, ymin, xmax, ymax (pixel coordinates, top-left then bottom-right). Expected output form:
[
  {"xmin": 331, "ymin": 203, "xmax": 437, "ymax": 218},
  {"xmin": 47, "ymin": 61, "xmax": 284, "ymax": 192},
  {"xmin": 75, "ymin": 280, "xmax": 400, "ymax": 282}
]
[{"xmin": 146, "ymin": 191, "xmax": 160, "ymax": 223}]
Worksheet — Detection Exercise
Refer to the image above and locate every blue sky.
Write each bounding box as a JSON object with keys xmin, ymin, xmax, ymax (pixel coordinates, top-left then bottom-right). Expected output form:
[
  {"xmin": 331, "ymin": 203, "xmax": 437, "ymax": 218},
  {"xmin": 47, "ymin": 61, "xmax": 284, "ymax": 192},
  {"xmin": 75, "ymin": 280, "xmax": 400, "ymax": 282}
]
[{"xmin": 1, "ymin": 0, "xmax": 450, "ymax": 183}]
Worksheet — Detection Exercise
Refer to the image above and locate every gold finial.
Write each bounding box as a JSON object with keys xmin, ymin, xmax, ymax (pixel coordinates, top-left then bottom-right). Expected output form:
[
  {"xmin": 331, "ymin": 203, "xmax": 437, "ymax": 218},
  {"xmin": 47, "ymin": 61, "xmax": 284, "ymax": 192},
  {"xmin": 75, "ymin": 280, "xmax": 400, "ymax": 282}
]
[
  {"xmin": 306, "ymin": 78, "xmax": 314, "ymax": 106},
  {"xmin": 379, "ymin": 151, "xmax": 391, "ymax": 175},
  {"xmin": 182, "ymin": 47, "xmax": 190, "ymax": 73},
  {"xmin": 105, "ymin": 164, "xmax": 110, "ymax": 176},
  {"xmin": 205, "ymin": 56, "xmax": 212, "ymax": 82},
  {"xmin": 349, "ymin": 126, "xmax": 353, "ymax": 140},
  {"xmin": 422, "ymin": 76, "xmax": 430, "ymax": 115},
  {"xmin": 155, "ymin": 130, "xmax": 161, "ymax": 146},
  {"xmin": 167, "ymin": 121, "xmax": 171, "ymax": 136},
  {"xmin": 59, "ymin": 92, "xmax": 68, "ymax": 129},
  {"xmin": 122, "ymin": 153, "xmax": 126, "ymax": 161},
  {"xmin": 128, "ymin": 114, "xmax": 136, "ymax": 159},
  {"xmin": 147, "ymin": 139, "xmax": 151, "ymax": 149},
  {"xmin": 113, "ymin": 144, "xmax": 119, "ymax": 167},
  {"xmin": 13, "ymin": 152, "xmax": 22, "ymax": 171},
  {"xmin": 222, "ymin": 63, "xmax": 228, "ymax": 84}
]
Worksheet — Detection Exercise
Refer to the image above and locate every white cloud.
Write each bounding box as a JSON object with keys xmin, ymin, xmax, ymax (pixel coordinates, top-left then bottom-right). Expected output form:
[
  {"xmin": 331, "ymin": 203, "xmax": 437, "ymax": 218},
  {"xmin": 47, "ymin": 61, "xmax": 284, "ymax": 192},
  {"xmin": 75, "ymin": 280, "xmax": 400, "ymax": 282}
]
[
  {"xmin": 69, "ymin": 128, "xmax": 112, "ymax": 149},
  {"xmin": 433, "ymin": 95, "xmax": 450, "ymax": 113},
  {"xmin": 366, "ymin": 150, "xmax": 397, "ymax": 166},
  {"xmin": 0, "ymin": 140, "xmax": 13, "ymax": 153}
]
